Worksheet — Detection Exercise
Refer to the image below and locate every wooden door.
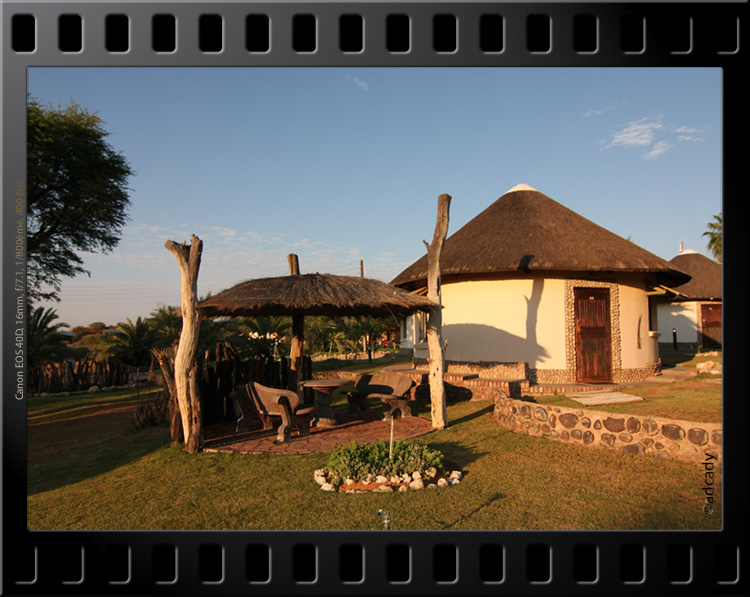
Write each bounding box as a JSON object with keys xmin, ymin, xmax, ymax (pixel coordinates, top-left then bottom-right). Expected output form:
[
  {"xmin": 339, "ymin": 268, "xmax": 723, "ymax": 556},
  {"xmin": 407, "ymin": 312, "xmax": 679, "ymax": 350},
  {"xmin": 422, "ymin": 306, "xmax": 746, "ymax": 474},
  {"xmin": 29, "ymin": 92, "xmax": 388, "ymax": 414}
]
[
  {"xmin": 574, "ymin": 288, "xmax": 613, "ymax": 383},
  {"xmin": 700, "ymin": 303, "xmax": 722, "ymax": 348}
]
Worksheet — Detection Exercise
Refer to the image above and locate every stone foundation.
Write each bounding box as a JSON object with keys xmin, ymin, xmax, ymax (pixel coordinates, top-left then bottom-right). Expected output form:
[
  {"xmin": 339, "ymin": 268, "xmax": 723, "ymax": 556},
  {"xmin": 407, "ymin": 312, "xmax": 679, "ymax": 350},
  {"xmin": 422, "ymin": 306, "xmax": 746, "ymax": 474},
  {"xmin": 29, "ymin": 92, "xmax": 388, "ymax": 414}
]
[
  {"xmin": 412, "ymin": 358, "xmax": 660, "ymax": 387},
  {"xmin": 493, "ymin": 393, "xmax": 721, "ymax": 465},
  {"xmin": 413, "ymin": 358, "xmax": 528, "ymax": 379}
]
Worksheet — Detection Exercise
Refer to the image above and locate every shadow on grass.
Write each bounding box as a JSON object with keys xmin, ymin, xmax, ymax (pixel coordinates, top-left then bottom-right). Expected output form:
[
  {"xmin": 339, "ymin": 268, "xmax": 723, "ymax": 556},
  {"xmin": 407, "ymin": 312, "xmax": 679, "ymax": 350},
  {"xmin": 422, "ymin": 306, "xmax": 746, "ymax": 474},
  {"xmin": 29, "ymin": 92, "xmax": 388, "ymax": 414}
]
[
  {"xmin": 27, "ymin": 401, "xmax": 171, "ymax": 496},
  {"xmin": 440, "ymin": 492, "xmax": 508, "ymax": 530},
  {"xmin": 423, "ymin": 440, "xmax": 488, "ymax": 473},
  {"xmin": 444, "ymin": 403, "xmax": 494, "ymax": 426}
]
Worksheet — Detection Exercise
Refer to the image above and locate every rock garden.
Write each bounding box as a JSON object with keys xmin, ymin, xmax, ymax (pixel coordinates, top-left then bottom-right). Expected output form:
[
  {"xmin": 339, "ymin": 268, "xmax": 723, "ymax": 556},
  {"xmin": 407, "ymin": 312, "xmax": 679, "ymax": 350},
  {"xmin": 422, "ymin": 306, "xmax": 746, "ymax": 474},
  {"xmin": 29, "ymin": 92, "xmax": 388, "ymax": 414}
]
[{"xmin": 313, "ymin": 438, "xmax": 463, "ymax": 493}]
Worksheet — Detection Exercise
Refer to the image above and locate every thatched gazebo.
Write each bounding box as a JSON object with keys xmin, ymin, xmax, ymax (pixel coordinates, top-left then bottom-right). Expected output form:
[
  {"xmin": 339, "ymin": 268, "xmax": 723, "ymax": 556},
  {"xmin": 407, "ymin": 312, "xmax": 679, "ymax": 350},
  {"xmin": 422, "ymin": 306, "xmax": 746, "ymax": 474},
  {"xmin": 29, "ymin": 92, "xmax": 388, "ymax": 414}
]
[
  {"xmin": 199, "ymin": 272, "xmax": 437, "ymax": 319},
  {"xmin": 199, "ymin": 258, "xmax": 436, "ymax": 391}
]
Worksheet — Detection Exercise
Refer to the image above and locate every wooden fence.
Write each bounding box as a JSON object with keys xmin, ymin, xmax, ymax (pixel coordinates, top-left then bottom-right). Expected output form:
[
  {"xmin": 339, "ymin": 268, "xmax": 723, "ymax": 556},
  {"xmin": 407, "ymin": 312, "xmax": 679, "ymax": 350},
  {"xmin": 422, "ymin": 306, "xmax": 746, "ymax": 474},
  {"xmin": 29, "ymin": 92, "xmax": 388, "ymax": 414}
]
[
  {"xmin": 29, "ymin": 360, "xmax": 131, "ymax": 395},
  {"xmin": 28, "ymin": 342, "xmax": 314, "ymax": 429},
  {"xmin": 198, "ymin": 342, "xmax": 314, "ymax": 426}
]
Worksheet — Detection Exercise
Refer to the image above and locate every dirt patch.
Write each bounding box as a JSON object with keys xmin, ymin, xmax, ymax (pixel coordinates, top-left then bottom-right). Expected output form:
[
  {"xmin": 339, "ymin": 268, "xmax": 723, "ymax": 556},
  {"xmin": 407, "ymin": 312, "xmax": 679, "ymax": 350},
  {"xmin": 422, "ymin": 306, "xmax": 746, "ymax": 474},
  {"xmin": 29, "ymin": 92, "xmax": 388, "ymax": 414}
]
[{"xmin": 27, "ymin": 402, "xmax": 145, "ymax": 460}]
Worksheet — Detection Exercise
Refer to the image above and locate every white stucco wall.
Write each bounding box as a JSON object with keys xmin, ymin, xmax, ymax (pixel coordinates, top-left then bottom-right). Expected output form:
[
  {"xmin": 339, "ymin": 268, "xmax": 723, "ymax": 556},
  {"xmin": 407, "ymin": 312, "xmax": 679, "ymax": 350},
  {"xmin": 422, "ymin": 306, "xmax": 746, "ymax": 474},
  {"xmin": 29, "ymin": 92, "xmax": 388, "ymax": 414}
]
[
  {"xmin": 400, "ymin": 274, "xmax": 659, "ymax": 374},
  {"xmin": 439, "ymin": 277, "xmax": 567, "ymax": 369},
  {"xmin": 657, "ymin": 302, "xmax": 699, "ymax": 344},
  {"xmin": 618, "ymin": 280, "xmax": 656, "ymax": 368}
]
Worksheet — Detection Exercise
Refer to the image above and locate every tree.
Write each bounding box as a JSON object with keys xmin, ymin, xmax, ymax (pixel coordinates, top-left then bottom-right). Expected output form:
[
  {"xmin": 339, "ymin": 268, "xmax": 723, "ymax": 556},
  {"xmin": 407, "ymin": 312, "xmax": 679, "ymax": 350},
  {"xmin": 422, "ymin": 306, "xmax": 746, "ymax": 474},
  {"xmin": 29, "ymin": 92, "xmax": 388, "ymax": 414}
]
[
  {"xmin": 71, "ymin": 330, "xmax": 119, "ymax": 362},
  {"xmin": 243, "ymin": 316, "xmax": 291, "ymax": 357},
  {"xmin": 151, "ymin": 346, "xmax": 183, "ymax": 446},
  {"xmin": 27, "ymin": 306, "xmax": 70, "ymax": 368},
  {"xmin": 423, "ymin": 194, "xmax": 451, "ymax": 430},
  {"xmin": 165, "ymin": 235, "xmax": 204, "ymax": 454},
  {"xmin": 149, "ymin": 304, "xmax": 182, "ymax": 348},
  {"xmin": 112, "ymin": 317, "xmax": 159, "ymax": 367},
  {"xmin": 305, "ymin": 316, "xmax": 338, "ymax": 355},
  {"xmin": 703, "ymin": 213, "xmax": 722, "ymax": 263},
  {"xmin": 358, "ymin": 316, "xmax": 393, "ymax": 361},
  {"xmin": 26, "ymin": 97, "xmax": 134, "ymax": 302}
]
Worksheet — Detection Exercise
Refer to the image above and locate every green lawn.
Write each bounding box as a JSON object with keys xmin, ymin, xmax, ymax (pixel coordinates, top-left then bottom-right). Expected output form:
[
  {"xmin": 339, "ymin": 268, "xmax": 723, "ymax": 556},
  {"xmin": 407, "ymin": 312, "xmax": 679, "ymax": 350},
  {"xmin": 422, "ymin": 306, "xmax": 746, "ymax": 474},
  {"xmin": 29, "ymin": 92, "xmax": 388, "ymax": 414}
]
[
  {"xmin": 659, "ymin": 348, "xmax": 722, "ymax": 369},
  {"xmin": 27, "ymin": 384, "xmax": 721, "ymax": 531},
  {"xmin": 312, "ymin": 354, "xmax": 412, "ymax": 374},
  {"xmin": 525, "ymin": 378, "xmax": 722, "ymax": 423}
]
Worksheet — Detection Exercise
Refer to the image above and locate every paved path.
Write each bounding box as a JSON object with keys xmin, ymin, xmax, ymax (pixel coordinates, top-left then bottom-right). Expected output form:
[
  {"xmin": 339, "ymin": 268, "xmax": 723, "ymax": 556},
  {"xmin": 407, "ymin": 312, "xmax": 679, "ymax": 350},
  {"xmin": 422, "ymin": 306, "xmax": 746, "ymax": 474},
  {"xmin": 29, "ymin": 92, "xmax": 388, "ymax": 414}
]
[
  {"xmin": 568, "ymin": 392, "xmax": 645, "ymax": 406},
  {"xmin": 203, "ymin": 410, "xmax": 434, "ymax": 455}
]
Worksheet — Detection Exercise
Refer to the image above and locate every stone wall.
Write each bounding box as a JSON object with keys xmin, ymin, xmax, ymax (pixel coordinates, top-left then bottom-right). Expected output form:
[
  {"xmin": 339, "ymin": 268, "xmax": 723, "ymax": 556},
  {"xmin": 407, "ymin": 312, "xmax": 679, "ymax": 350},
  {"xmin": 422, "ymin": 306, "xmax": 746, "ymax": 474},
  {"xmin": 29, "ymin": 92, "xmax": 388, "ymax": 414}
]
[
  {"xmin": 413, "ymin": 358, "xmax": 528, "ymax": 380},
  {"xmin": 493, "ymin": 393, "xmax": 722, "ymax": 465}
]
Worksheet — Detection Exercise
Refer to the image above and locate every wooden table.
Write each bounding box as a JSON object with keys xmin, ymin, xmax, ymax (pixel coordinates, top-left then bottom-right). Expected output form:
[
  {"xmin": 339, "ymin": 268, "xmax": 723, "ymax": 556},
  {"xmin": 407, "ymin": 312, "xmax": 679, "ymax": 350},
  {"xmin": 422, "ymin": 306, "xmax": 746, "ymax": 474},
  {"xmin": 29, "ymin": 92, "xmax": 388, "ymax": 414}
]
[{"xmin": 300, "ymin": 378, "xmax": 351, "ymax": 427}]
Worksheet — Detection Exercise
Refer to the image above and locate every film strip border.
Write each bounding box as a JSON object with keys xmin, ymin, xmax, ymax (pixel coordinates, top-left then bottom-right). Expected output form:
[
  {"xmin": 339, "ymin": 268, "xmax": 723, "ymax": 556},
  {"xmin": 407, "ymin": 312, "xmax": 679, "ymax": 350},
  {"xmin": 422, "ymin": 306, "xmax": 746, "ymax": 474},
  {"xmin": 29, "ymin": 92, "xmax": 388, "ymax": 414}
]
[
  {"xmin": 5, "ymin": 2, "xmax": 745, "ymax": 64},
  {"xmin": 3, "ymin": 1, "xmax": 748, "ymax": 595},
  {"xmin": 9, "ymin": 532, "xmax": 744, "ymax": 593}
]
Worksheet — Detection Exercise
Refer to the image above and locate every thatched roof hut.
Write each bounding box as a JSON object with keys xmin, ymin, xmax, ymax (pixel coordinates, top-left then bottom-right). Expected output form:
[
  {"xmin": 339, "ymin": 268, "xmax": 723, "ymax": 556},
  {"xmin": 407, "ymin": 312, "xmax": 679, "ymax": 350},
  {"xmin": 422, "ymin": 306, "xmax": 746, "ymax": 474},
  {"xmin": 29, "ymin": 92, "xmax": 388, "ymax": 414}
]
[
  {"xmin": 393, "ymin": 184, "xmax": 693, "ymax": 385},
  {"xmin": 392, "ymin": 184, "xmax": 690, "ymax": 289},
  {"xmin": 198, "ymin": 272, "xmax": 436, "ymax": 319},
  {"xmin": 666, "ymin": 251, "xmax": 722, "ymax": 301}
]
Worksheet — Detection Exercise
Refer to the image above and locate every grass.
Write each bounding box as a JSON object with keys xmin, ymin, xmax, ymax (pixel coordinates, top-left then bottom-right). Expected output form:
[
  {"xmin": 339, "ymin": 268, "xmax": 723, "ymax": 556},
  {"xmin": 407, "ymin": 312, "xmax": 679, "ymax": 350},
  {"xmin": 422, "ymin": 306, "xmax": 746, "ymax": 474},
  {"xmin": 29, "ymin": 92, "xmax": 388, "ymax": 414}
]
[
  {"xmin": 27, "ymin": 383, "xmax": 721, "ymax": 531},
  {"xmin": 659, "ymin": 348, "xmax": 722, "ymax": 369},
  {"xmin": 524, "ymin": 378, "xmax": 722, "ymax": 423},
  {"xmin": 311, "ymin": 354, "xmax": 412, "ymax": 374}
]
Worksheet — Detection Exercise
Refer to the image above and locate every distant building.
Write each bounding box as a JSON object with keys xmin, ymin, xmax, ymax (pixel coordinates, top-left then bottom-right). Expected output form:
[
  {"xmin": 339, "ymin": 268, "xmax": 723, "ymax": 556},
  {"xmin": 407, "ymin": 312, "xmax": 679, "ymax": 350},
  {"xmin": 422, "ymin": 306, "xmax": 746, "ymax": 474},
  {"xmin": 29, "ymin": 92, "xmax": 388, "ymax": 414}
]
[
  {"xmin": 393, "ymin": 184, "xmax": 690, "ymax": 384},
  {"xmin": 656, "ymin": 248, "xmax": 722, "ymax": 349}
]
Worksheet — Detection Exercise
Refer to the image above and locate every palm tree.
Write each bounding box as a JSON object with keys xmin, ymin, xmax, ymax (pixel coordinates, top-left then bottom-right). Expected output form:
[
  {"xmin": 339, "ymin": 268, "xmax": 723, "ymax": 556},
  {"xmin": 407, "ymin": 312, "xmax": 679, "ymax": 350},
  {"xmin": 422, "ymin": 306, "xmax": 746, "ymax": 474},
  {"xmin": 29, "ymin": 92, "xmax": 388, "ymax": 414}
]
[
  {"xmin": 703, "ymin": 213, "xmax": 722, "ymax": 263},
  {"xmin": 305, "ymin": 316, "xmax": 338, "ymax": 355},
  {"xmin": 28, "ymin": 306, "xmax": 70, "ymax": 368},
  {"xmin": 149, "ymin": 304, "xmax": 182, "ymax": 347},
  {"xmin": 112, "ymin": 317, "xmax": 159, "ymax": 367},
  {"xmin": 230, "ymin": 316, "xmax": 291, "ymax": 357}
]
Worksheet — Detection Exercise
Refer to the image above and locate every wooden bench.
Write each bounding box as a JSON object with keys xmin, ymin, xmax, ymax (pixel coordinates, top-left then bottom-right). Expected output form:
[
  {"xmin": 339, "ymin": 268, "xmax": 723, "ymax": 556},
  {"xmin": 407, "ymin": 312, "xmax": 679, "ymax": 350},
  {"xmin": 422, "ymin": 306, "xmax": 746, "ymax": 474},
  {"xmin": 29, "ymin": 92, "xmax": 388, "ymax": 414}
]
[
  {"xmin": 346, "ymin": 372, "xmax": 414, "ymax": 420},
  {"xmin": 229, "ymin": 382, "xmax": 316, "ymax": 442}
]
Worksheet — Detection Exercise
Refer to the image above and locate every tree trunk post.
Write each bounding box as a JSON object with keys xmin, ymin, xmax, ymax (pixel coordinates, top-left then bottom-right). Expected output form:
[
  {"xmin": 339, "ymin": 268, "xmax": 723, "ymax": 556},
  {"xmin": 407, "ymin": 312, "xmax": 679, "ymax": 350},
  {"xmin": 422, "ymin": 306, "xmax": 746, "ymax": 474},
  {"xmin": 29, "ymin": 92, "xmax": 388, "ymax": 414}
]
[
  {"xmin": 424, "ymin": 194, "xmax": 451, "ymax": 429},
  {"xmin": 151, "ymin": 347, "xmax": 183, "ymax": 445},
  {"xmin": 287, "ymin": 254, "xmax": 304, "ymax": 393},
  {"xmin": 165, "ymin": 234, "xmax": 203, "ymax": 452},
  {"xmin": 186, "ymin": 362, "xmax": 203, "ymax": 454}
]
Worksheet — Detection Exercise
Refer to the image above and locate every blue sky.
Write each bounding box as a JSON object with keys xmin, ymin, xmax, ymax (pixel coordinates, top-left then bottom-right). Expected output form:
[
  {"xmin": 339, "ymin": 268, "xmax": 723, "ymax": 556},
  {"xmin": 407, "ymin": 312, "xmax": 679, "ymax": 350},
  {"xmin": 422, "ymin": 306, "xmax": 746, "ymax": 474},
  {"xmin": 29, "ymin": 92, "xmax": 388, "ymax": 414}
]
[{"xmin": 28, "ymin": 67, "xmax": 722, "ymax": 327}]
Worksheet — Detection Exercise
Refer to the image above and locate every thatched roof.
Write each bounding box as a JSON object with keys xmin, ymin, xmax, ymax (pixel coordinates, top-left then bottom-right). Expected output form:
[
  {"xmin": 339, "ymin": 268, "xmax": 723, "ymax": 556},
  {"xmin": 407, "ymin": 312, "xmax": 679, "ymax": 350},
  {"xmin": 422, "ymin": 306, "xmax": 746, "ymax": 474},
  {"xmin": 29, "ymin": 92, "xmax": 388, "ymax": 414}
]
[
  {"xmin": 392, "ymin": 184, "xmax": 691, "ymax": 289},
  {"xmin": 198, "ymin": 273, "xmax": 437, "ymax": 319},
  {"xmin": 666, "ymin": 251, "xmax": 722, "ymax": 300}
]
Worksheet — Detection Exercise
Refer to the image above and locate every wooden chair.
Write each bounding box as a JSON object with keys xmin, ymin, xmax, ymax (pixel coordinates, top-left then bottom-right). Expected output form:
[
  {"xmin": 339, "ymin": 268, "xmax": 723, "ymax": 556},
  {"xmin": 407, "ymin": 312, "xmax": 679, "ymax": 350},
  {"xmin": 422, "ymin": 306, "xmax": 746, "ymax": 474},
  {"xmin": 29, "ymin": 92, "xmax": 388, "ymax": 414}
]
[
  {"xmin": 346, "ymin": 372, "xmax": 414, "ymax": 420},
  {"xmin": 229, "ymin": 384, "xmax": 263, "ymax": 433},
  {"xmin": 246, "ymin": 381, "xmax": 316, "ymax": 442}
]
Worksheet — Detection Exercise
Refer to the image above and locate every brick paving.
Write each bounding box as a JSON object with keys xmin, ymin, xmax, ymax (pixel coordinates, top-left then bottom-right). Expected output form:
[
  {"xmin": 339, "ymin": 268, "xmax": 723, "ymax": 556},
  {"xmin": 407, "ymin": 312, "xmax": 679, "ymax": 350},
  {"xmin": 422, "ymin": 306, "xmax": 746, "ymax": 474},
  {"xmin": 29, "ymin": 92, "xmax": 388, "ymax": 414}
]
[{"xmin": 202, "ymin": 410, "xmax": 434, "ymax": 455}]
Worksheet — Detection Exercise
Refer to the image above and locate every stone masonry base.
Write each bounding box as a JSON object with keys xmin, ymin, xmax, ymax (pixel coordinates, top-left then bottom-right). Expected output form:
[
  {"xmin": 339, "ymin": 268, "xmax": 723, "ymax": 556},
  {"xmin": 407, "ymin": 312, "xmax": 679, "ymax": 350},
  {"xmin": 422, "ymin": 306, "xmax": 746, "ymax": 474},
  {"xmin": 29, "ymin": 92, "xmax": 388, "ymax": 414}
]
[{"xmin": 492, "ymin": 393, "xmax": 722, "ymax": 465}]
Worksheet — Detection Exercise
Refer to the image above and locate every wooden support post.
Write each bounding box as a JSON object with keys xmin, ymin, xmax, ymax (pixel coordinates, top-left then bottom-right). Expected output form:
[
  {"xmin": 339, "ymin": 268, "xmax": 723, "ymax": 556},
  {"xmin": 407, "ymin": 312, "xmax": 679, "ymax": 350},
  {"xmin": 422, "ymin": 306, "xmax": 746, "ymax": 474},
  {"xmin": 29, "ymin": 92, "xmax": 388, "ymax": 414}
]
[
  {"xmin": 423, "ymin": 194, "xmax": 451, "ymax": 429},
  {"xmin": 165, "ymin": 234, "xmax": 203, "ymax": 452},
  {"xmin": 287, "ymin": 254, "xmax": 304, "ymax": 393}
]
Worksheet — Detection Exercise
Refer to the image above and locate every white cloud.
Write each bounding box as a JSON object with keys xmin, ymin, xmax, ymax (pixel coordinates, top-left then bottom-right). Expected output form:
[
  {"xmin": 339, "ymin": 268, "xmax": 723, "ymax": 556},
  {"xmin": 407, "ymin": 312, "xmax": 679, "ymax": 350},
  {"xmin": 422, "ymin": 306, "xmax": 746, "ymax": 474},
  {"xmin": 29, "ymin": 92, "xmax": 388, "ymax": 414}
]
[
  {"xmin": 606, "ymin": 117, "xmax": 664, "ymax": 149},
  {"xmin": 582, "ymin": 105, "xmax": 613, "ymax": 117},
  {"xmin": 674, "ymin": 125, "xmax": 705, "ymax": 142},
  {"xmin": 346, "ymin": 74, "xmax": 369, "ymax": 91},
  {"xmin": 643, "ymin": 140, "xmax": 674, "ymax": 160}
]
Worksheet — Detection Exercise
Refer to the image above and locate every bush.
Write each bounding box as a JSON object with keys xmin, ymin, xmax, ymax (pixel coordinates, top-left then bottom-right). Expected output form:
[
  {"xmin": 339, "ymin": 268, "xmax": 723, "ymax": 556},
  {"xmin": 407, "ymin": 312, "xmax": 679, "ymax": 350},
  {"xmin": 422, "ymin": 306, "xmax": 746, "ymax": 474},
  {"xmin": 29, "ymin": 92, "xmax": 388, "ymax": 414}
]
[
  {"xmin": 130, "ymin": 392, "xmax": 169, "ymax": 430},
  {"xmin": 324, "ymin": 440, "xmax": 443, "ymax": 483}
]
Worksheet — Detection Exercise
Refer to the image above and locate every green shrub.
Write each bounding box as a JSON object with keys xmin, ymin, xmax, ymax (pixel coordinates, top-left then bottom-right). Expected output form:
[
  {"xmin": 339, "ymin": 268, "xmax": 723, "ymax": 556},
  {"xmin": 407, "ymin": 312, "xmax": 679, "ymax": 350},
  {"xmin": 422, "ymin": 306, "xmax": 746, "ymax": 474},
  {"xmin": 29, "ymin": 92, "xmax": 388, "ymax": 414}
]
[{"xmin": 324, "ymin": 440, "xmax": 443, "ymax": 483}]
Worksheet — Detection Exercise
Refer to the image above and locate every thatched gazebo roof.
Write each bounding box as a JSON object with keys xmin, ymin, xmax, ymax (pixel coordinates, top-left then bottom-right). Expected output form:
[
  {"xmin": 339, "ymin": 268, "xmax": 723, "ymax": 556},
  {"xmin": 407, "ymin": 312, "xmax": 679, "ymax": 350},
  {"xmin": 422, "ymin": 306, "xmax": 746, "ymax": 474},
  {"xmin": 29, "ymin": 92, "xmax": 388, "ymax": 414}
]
[
  {"xmin": 392, "ymin": 184, "xmax": 691, "ymax": 289},
  {"xmin": 198, "ymin": 272, "xmax": 437, "ymax": 319},
  {"xmin": 666, "ymin": 251, "xmax": 722, "ymax": 300}
]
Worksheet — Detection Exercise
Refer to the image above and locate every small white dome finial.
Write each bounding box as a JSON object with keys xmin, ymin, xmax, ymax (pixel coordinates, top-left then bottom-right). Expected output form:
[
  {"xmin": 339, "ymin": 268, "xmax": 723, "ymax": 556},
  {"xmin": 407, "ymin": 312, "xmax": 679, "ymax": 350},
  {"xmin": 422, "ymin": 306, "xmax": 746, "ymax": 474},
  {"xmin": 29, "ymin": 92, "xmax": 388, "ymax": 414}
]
[{"xmin": 506, "ymin": 183, "xmax": 538, "ymax": 194}]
